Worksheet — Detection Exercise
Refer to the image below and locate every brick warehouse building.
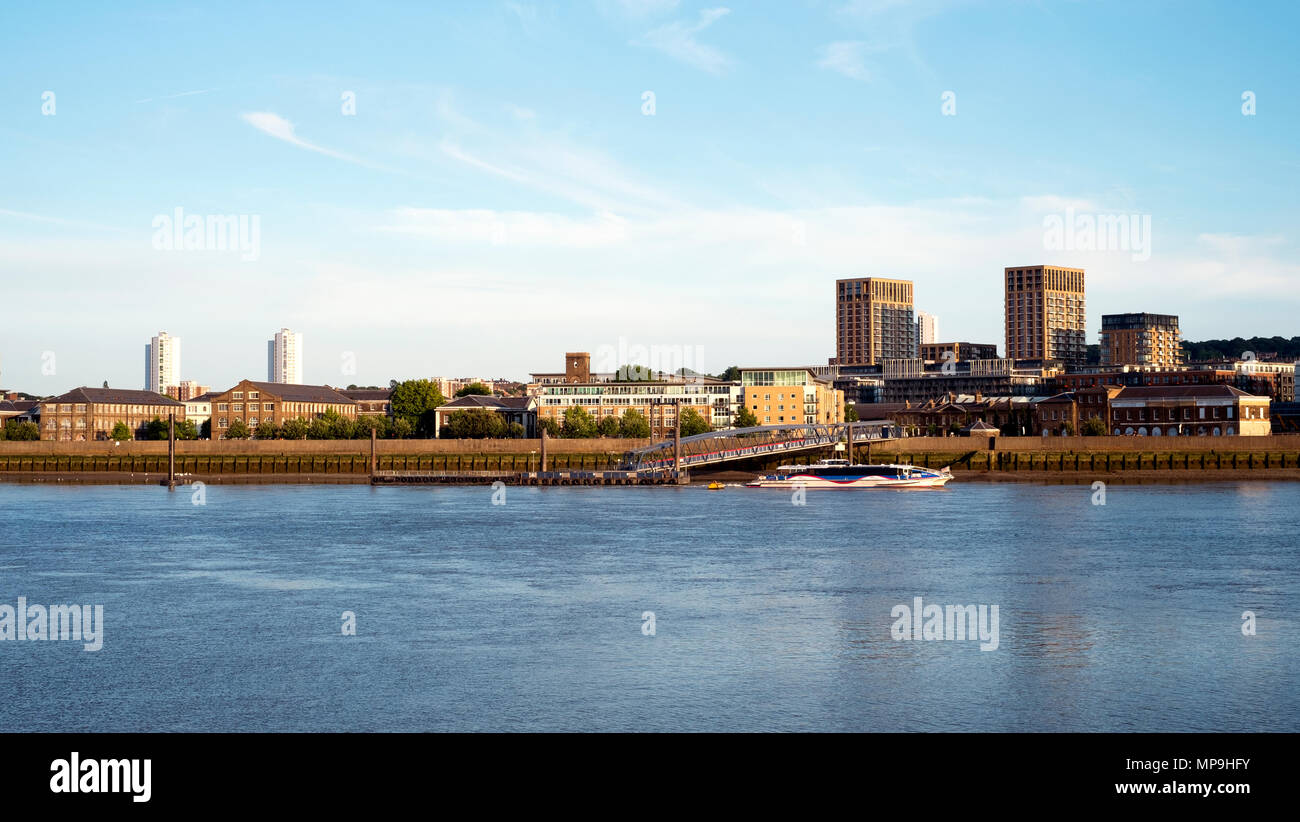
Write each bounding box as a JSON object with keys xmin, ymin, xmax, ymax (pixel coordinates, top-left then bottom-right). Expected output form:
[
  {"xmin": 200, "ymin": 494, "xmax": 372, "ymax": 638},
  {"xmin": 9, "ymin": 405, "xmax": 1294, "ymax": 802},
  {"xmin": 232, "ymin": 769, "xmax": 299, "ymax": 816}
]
[
  {"xmin": 1108, "ymin": 385, "xmax": 1270, "ymax": 437},
  {"xmin": 207, "ymin": 380, "xmax": 356, "ymax": 438},
  {"xmin": 39, "ymin": 387, "xmax": 185, "ymax": 441},
  {"xmin": 340, "ymin": 388, "xmax": 392, "ymax": 417}
]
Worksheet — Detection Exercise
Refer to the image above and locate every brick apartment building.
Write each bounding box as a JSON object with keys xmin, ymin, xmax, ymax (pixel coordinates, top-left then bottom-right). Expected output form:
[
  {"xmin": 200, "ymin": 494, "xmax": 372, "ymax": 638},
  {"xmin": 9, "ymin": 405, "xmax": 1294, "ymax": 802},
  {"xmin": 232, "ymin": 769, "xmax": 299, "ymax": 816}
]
[
  {"xmin": 1005, "ymin": 265, "xmax": 1086, "ymax": 366},
  {"xmin": 207, "ymin": 380, "xmax": 356, "ymax": 438},
  {"xmin": 1099, "ymin": 313, "xmax": 1182, "ymax": 368},
  {"xmin": 38, "ymin": 387, "xmax": 185, "ymax": 441},
  {"xmin": 835, "ymin": 277, "xmax": 916, "ymax": 366},
  {"xmin": 341, "ymin": 388, "xmax": 392, "ymax": 417},
  {"xmin": 1107, "ymin": 385, "xmax": 1270, "ymax": 436}
]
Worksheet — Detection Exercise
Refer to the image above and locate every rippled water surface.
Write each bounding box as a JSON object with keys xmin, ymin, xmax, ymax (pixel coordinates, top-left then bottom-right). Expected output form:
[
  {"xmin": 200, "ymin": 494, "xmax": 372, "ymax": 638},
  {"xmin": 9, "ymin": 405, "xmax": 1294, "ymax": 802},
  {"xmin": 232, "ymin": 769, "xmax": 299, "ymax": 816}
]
[{"xmin": 0, "ymin": 481, "xmax": 1295, "ymax": 731}]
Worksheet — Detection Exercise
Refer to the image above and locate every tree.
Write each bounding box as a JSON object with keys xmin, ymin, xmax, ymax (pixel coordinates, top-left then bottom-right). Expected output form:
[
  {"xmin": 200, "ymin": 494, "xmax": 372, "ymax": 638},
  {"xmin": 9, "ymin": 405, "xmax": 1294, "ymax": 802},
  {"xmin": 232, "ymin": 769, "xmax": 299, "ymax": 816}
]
[
  {"xmin": 679, "ymin": 407, "xmax": 711, "ymax": 436},
  {"xmin": 618, "ymin": 408, "xmax": 650, "ymax": 438},
  {"xmin": 560, "ymin": 406, "xmax": 596, "ymax": 438},
  {"xmin": 390, "ymin": 379, "xmax": 445, "ymax": 436},
  {"xmin": 281, "ymin": 418, "xmax": 309, "ymax": 440},
  {"xmin": 144, "ymin": 417, "xmax": 170, "ymax": 440},
  {"xmin": 506, "ymin": 421, "xmax": 525, "ymax": 439},
  {"xmin": 454, "ymin": 382, "xmax": 492, "ymax": 397},
  {"xmin": 613, "ymin": 364, "xmax": 654, "ymax": 381},
  {"xmin": 102, "ymin": 381, "xmax": 109, "ymax": 389},
  {"xmin": 733, "ymin": 406, "xmax": 758, "ymax": 428},
  {"xmin": 325, "ymin": 410, "xmax": 356, "ymax": 439},
  {"xmin": 1081, "ymin": 415, "xmax": 1107, "ymax": 436},
  {"xmin": 844, "ymin": 404, "xmax": 860, "ymax": 422},
  {"xmin": 225, "ymin": 419, "xmax": 251, "ymax": 439},
  {"xmin": 353, "ymin": 415, "xmax": 389, "ymax": 439},
  {"xmin": 537, "ymin": 418, "xmax": 561, "ymax": 438},
  {"xmin": 175, "ymin": 419, "xmax": 199, "ymax": 440},
  {"xmin": 110, "ymin": 421, "xmax": 132, "ymax": 441},
  {"xmin": 596, "ymin": 416, "xmax": 621, "ymax": 437},
  {"xmin": 443, "ymin": 408, "xmax": 506, "ymax": 439},
  {"xmin": 255, "ymin": 420, "xmax": 281, "ymax": 440},
  {"xmin": 1, "ymin": 420, "xmax": 39, "ymax": 441},
  {"xmin": 389, "ymin": 417, "xmax": 414, "ymax": 439},
  {"xmin": 1061, "ymin": 421, "xmax": 1075, "ymax": 436},
  {"xmin": 200, "ymin": 419, "xmax": 211, "ymax": 439}
]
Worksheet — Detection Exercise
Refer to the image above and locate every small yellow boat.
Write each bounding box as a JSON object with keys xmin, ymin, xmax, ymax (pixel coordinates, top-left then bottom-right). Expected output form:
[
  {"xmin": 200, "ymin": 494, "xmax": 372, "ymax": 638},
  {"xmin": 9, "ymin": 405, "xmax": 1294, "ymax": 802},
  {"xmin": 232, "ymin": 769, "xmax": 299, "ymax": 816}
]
[{"xmin": 707, "ymin": 481, "xmax": 725, "ymax": 490}]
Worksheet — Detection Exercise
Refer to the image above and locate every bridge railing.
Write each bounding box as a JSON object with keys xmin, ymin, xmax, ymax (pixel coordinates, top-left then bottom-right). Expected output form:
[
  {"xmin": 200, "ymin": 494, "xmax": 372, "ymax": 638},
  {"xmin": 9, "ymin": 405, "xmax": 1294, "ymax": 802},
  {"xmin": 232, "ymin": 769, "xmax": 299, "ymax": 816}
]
[{"xmin": 622, "ymin": 420, "xmax": 897, "ymax": 471}]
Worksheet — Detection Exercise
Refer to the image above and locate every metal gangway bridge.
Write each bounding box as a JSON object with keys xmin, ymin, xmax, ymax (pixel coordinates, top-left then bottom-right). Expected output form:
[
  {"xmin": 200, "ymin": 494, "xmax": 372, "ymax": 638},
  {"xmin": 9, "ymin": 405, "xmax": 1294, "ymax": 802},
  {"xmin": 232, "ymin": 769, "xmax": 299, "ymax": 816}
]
[{"xmin": 624, "ymin": 420, "xmax": 898, "ymax": 472}]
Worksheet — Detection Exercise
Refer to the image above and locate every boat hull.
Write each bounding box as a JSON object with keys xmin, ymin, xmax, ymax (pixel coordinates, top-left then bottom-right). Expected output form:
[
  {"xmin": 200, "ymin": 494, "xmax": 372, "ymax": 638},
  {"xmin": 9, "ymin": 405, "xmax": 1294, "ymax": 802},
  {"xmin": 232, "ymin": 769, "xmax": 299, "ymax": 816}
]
[
  {"xmin": 744, "ymin": 474, "xmax": 951, "ymax": 489},
  {"xmin": 744, "ymin": 462, "xmax": 953, "ymax": 489}
]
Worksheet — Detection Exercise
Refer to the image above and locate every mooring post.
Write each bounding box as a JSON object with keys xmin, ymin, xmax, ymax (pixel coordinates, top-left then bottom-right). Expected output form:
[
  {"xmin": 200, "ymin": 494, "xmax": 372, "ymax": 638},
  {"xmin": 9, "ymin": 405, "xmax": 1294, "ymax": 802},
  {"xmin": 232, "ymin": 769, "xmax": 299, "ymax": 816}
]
[
  {"xmin": 370, "ymin": 427, "xmax": 377, "ymax": 476},
  {"xmin": 673, "ymin": 399, "xmax": 682, "ymax": 482},
  {"xmin": 167, "ymin": 412, "xmax": 176, "ymax": 489},
  {"xmin": 847, "ymin": 421, "xmax": 854, "ymax": 464},
  {"xmin": 540, "ymin": 428, "xmax": 548, "ymax": 472}
]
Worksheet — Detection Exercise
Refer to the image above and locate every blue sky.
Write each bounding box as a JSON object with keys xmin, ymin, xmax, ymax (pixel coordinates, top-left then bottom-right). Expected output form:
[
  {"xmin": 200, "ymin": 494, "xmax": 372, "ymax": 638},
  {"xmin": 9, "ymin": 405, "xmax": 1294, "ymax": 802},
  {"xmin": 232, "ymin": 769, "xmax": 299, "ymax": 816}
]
[{"xmin": 2, "ymin": 0, "xmax": 1297, "ymax": 391}]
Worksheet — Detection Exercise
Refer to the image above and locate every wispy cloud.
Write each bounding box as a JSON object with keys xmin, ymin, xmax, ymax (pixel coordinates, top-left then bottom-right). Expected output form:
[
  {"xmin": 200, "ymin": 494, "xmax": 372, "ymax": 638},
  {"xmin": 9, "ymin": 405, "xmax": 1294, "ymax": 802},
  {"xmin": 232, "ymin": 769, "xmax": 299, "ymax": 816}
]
[
  {"xmin": 438, "ymin": 140, "xmax": 530, "ymax": 182},
  {"xmin": 134, "ymin": 88, "xmax": 216, "ymax": 104},
  {"xmin": 240, "ymin": 111, "xmax": 375, "ymax": 168},
  {"xmin": 637, "ymin": 7, "xmax": 733, "ymax": 74},
  {"xmin": 379, "ymin": 208, "xmax": 629, "ymax": 247},
  {"xmin": 817, "ymin": 41, "xmax": 873, "ymax": 81},
  {"xmin": 432, "ymin": 101, "xmax": 686, "ymax": 215},
  {"xmin": 607, "ymin": 0, "xmax": 680, "ymax": 18},
  {"xmin": 0, "ymin": 208, "xmax": 126, "ymax": 233}
]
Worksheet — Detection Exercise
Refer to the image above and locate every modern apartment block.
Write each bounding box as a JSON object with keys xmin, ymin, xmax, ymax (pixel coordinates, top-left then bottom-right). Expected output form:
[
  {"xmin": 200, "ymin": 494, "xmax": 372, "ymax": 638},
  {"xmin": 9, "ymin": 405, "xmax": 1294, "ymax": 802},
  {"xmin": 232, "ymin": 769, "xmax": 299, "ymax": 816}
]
[
  {"xmin": 166, "ymin": 380, "xmax": 210, "ymax": 402},
  {"xmin": 835, "ymin": 277, "xmax": 915, "ymax": 366},
  {"xmin": 267, "ymin": 328, "xmax": 304, "ymax": 384},
  {"xmin": 1056, "ymin": 360, "xmax": 1294, "ymax": 402},
  {"xmin": 532, "ymin": 353, "xmax": 739, "ymax": 439},
  {"xmin": 916, "ymin": 311, "xmax": 938, "ymax": 349},
  {"xmin": 144, "ymin": 331, "xmax": 181, "ymax": 394},
  {"xmin": 1004, "ymin": 265, "xmax": 1086, "ymax": 366},
  {"xmin": 435, "ymin": 376, "xmax": 496, "ymax": 398},
  {"xmin": 740, "ymin": 368, "xmax": 844, "ymax": 427},
  {"xmin": 920, "ymin": 342, "xmax": 999, "ymax": 363},
  {"xmin": 39, "ymin": 387, "xmax": 185, "ymax": 441},
  {"xmin": 1099, "ymin": 313, "xmax": 1182, "ymax": 367}
]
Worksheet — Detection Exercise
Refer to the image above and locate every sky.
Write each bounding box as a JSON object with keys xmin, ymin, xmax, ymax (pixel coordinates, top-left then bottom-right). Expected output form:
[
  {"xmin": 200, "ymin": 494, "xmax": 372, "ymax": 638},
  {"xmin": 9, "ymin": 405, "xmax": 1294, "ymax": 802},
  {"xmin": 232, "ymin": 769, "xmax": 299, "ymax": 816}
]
[{"xmin": 2, "ymin": 0, "xmax": 1298, "ymax": 392}]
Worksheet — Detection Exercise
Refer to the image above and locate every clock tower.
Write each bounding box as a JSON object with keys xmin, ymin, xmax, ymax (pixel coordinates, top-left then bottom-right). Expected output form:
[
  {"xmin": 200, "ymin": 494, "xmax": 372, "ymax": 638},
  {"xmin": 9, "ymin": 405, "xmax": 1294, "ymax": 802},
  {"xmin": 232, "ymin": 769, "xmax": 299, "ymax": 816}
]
[{"xmin": 564, "ymin": 352, "xmax": 591, "ymax": 384}]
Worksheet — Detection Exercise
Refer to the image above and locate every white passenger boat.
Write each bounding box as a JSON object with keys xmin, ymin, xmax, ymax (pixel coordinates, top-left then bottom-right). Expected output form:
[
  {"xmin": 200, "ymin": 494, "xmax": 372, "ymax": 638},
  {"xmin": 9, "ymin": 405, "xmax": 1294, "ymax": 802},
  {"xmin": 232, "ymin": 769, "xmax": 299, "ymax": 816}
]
[{"xmin": 744, "ymin": 458, "xmax": 952, "ymax": 489}]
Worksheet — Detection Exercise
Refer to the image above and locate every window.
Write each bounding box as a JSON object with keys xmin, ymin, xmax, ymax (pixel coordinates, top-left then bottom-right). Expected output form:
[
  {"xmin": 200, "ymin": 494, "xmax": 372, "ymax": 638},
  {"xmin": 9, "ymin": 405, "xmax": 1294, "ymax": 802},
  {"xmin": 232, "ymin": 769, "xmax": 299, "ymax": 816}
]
[
  {"xmin": 217, "ymin": 403, "xmax": 228, "ymax": 412},
  {"xmin": 249, "ymin": 392, "xmax": 259, "ymax": 399},
  {"xmin": 233, "ymin": 403, "xmax": 243, "ymax": 412},
  {"xmin": 218, "ymin": 418, "xmax": 228, "ymax": 428},
  {"xmin": 233, "ymin": 392, "xmax": 244, "ymax": 399}
]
